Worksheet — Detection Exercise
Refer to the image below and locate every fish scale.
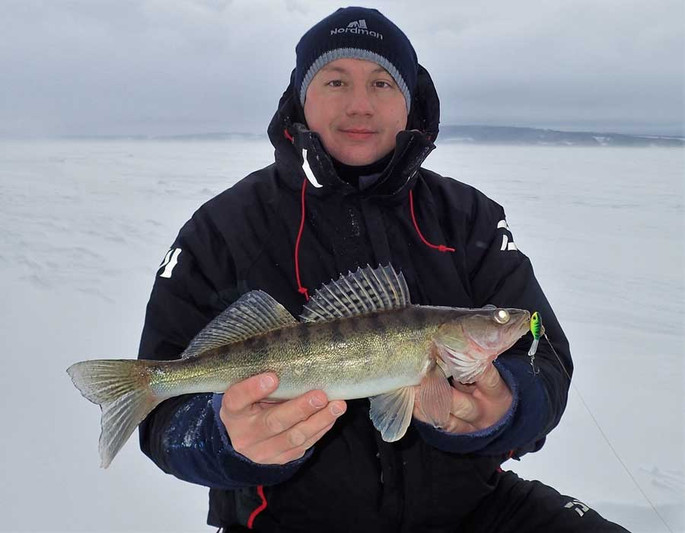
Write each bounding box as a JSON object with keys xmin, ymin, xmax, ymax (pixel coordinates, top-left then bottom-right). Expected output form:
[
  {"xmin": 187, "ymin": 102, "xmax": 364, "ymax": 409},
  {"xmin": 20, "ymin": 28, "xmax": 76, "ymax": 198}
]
[
  {"xmin": 165, "ymin": 310, "xmax": 434, "ymax": 400},
  {"xmin": 67, "ymin": 265, "xmax": 530, "ymax": 467}
]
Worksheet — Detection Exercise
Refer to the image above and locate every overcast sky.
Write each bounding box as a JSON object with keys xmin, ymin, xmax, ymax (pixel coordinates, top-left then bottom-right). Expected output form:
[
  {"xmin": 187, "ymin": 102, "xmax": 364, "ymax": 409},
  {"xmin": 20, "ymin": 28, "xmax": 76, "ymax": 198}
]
[{"xmin": 1, "ymin": 0, "xmax": 683, "ymax": 137}]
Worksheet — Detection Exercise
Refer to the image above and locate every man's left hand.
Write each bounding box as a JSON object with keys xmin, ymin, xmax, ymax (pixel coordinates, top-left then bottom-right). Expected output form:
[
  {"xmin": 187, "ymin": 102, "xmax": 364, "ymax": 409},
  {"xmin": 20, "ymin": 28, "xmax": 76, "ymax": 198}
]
[{"xmin": 413, "ymin": 363, "xmax": 513, "ymax": 434}]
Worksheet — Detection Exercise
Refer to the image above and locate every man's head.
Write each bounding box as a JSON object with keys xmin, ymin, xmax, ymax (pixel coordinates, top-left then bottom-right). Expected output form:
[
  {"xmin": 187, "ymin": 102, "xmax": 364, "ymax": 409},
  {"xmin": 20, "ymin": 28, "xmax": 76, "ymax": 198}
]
[{"xmin": 294, "ymin": 7, "xmax": 418, "ymax": 166}]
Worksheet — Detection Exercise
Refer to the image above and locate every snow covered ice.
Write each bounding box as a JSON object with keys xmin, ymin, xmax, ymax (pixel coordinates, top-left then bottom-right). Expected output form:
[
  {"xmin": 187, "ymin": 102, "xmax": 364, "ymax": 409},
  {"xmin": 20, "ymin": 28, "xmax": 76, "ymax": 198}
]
[{"xmin": 0, "ymin": 139, "xmax": 682, "ymax": 532}]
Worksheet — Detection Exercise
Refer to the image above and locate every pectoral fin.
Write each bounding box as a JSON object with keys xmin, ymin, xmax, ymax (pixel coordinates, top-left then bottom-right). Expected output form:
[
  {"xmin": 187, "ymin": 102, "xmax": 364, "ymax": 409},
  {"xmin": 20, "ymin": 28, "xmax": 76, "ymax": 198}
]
[
  {"xmin": 417, "ymin": 364, "xmax": 453, "ymax": 428},
  {"xmin": 435, "ymin": 339, "xmax": 488, "ymax": 384},
  {"xmin": 368, "ymin": 386, "xmax": 415, "ymax": 442}
]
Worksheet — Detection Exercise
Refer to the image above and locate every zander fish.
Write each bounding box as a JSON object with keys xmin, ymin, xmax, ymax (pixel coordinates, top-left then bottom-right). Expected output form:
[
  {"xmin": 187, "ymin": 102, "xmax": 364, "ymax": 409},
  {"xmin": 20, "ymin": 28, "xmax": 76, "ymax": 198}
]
[{"xmin": 67, "ymin": 265, "xmax": 530, "ymax": 467}]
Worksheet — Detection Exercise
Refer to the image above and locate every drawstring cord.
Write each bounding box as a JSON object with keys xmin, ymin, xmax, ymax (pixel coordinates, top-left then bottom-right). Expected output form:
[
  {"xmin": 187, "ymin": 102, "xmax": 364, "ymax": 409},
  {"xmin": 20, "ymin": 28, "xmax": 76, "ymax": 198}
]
[
  {"xmin": 294, "ymin": 177, "xmax": 310, "ymax": 301},
  {"xmin": 286, "ymin": 127, "xmax": 312, "ymax": 301},
  {"xmin": 293, "ymin": 184, "xmax": 454, "ymax": 303},
  {"xmin": 409, "ymin": 190, "xmax": 455, "ymax": 253},
  {"xmin": 286, "ymin": 128, "xmax": 454, "ymax": 303}
]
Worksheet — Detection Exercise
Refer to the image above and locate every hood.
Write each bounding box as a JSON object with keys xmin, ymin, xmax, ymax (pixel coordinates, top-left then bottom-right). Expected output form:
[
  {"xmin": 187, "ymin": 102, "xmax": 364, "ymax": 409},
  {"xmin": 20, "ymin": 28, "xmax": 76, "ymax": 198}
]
[{"xmin": 267, "ymin": 64, "xmax": 441, "ymax": 200}]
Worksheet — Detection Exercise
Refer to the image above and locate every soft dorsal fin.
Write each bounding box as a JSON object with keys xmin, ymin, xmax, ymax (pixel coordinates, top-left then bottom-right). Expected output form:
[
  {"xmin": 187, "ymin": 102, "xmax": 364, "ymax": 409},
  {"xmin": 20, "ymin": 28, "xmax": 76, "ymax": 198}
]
[
  {"xmin": 300, "ymin": 264, "xmax": 411, "ymax": 323},
  {"xmin": 180, "ymin": 291, "xmax": 297, "ymax": 358}
]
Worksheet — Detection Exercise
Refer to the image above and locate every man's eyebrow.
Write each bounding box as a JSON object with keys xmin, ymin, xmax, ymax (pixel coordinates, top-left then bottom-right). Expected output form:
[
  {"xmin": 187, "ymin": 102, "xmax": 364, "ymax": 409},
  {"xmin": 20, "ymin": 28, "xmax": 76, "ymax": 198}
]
[{"xmin": 320, "ymin": 65, "xmax": 348, "ymax": 74}]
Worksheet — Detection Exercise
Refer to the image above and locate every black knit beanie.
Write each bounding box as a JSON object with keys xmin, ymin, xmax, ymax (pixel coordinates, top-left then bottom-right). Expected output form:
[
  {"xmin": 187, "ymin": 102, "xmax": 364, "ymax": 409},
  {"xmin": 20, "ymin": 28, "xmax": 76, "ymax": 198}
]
[{"xmin": 295, "ymin": 7, "xmax": 418, "ymax": 112}]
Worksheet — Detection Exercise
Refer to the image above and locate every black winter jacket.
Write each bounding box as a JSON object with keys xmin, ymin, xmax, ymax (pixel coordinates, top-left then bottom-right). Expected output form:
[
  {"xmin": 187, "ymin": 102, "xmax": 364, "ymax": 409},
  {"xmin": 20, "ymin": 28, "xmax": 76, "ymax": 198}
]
[{"xmin": 138, "ymin": 66, "xmax": 572, "ymax": 532}]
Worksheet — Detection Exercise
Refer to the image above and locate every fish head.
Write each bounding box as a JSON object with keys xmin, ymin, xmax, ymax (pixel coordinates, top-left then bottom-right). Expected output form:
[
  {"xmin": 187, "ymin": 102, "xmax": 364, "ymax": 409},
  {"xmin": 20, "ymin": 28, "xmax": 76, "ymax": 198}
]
[{"xmin": 435, "ymin": 307, "xmax": 531, "ymax": 382}]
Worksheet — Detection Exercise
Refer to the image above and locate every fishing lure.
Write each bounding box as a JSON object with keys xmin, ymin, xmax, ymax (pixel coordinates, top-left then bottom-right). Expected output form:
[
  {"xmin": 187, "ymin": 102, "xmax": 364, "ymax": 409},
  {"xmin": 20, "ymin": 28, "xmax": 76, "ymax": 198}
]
[
  {"xmin": 530, "ymin": 314, "xmax": 670, "ymax": 529},
  {"xmin": 527, "ymin": 311, "xmax": 545, "ymax": 375},
  {"xmin": 528, "ymin": 311, "xmax": 544, "ymax": 356}
]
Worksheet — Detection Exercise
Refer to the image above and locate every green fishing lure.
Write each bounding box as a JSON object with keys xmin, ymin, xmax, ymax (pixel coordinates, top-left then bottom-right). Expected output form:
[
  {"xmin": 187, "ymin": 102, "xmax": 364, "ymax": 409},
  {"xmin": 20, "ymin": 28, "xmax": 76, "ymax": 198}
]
[{"xmin": 528, "ymin": 311, "xmax": 544, "ymax": 356}]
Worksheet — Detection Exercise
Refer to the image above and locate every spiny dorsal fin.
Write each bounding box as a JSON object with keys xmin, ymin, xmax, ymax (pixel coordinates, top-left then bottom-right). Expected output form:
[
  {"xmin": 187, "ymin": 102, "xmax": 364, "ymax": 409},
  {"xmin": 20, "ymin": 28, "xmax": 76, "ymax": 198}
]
[
  {"xmin": 180, "ymin": 291, "xmax": 297, "ymax": 358},
  {"xmin": 300, "ymin": 264, "xmax": 411, "ymax": 323}
]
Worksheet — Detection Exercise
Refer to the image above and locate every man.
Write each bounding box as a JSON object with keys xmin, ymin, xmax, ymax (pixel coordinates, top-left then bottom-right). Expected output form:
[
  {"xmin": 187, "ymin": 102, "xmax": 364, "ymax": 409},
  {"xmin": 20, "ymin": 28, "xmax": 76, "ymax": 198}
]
[{"xmin": 138, "ymin": 7, "xmax": 628, "ymax": 532}]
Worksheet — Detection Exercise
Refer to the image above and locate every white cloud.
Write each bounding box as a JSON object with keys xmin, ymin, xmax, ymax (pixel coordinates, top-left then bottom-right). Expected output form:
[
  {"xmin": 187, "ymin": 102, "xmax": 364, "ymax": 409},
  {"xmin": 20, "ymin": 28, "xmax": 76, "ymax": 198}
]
[{"xmin": 0, "ymin": 0, "xmax": 682, "ymax": 136}]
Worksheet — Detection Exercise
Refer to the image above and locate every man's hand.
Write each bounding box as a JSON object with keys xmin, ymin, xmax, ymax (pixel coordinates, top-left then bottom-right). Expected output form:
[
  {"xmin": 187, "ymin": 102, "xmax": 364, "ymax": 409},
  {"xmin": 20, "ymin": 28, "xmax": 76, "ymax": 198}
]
[
  {"xmin": 219, "ymin": 372, "xmax": 347, "ymax": 465},
  {"xmin": 413, "ymin": 363, "xmax": 513, "ymax": 434}
]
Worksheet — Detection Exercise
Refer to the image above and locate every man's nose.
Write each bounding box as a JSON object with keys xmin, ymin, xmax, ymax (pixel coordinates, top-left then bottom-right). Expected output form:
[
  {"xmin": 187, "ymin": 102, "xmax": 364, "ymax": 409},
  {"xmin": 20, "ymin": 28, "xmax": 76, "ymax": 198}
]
[{"xmin": 345, "ymin": 85, "xmax": 374, "ymax": 116}]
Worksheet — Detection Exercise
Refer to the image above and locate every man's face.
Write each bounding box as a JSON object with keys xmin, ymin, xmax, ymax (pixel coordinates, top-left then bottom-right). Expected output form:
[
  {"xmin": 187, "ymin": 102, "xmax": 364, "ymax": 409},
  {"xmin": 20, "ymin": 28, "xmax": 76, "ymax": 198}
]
[{"xmin": 303, "ymin": 58, "xmax": 408, "ymax": 166}]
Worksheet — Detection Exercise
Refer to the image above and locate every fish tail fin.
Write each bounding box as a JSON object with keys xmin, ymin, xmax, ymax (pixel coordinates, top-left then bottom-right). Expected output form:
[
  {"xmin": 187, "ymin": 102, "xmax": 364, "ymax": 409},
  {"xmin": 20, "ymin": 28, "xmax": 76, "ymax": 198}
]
[{"xmin": 67, "ymin": 359, "xmax": 161, "ymax": 468}]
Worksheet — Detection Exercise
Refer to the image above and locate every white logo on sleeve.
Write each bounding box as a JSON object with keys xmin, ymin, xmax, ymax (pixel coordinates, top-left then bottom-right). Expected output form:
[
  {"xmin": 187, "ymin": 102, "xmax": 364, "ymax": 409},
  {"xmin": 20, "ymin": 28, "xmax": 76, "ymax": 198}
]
[
  {"xmin": 158, "ymin": 248, "xmax": 182, "ymax": 279},
  {"xmin": 564, "ymin": 499, "xmax": 590, "ymax": 517},
  {"xmin": 497, "ymin": 219, "xmax": 518, "ymax": 251}
]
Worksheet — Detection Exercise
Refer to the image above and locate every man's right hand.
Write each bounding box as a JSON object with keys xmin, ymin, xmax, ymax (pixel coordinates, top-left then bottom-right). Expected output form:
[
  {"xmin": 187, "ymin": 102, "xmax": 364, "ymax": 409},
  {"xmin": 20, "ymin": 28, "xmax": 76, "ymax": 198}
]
[{"xmin": 219, "ymin": 372, "xmax": 347, "ymax": 465}]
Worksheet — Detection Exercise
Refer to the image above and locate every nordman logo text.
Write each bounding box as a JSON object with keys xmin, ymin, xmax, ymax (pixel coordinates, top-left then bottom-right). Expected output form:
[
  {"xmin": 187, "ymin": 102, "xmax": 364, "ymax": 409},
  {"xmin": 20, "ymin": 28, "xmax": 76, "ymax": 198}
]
[{"xmin": 330, "ymin": 27, "xmax": 383, "ymax": 39}]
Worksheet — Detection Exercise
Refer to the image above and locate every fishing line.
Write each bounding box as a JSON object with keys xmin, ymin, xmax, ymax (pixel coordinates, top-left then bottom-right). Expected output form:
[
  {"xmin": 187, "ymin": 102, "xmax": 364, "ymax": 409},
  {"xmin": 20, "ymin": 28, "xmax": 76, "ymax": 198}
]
[{"xmin": 543, "ymin": 333, "xmax": 674, "ymax": 533}]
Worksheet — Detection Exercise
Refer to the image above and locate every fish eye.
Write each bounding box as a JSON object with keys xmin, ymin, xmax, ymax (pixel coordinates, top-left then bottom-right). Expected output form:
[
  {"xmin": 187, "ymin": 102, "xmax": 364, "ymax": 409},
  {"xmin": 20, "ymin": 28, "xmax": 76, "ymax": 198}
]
[{"xmin": 493, "ymin": 309, "xmax": 510, "ymax": 324}]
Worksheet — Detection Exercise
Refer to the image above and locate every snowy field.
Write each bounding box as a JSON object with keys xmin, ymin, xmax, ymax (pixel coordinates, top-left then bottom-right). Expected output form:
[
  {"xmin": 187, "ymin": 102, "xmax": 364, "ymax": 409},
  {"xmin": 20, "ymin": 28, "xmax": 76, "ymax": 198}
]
[{"xmin": 0, "ymin": 139, "xmax": 682, "ymax": 532}]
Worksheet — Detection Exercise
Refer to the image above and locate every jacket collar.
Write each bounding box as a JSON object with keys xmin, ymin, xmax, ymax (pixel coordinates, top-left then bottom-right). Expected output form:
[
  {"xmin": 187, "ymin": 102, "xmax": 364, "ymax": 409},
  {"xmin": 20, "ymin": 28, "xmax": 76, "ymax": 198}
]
[{"xmin": 267, "ymin": 65, "xmax": 441, "ymax": 200}]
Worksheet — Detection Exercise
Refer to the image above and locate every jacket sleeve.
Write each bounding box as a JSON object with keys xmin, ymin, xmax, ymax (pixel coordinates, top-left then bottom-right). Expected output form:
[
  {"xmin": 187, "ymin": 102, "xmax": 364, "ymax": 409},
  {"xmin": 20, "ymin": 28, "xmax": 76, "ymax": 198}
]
[
  {"xmin": 137, "ymin": 208, "xmax": 309, "ymax": 489},
  {"xmin": 415, "ymin": 191, "xmax": 572, "ymax": 458}
]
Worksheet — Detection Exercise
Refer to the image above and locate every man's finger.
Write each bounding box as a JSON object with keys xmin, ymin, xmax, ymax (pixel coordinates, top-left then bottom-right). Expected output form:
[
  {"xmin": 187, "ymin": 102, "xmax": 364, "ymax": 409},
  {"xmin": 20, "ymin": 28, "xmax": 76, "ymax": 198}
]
[
  {"xmin": 450, "ymin": 389, "xmax": 480, "ymax": 423},
  {"xmin": 259, "ymin": 390, "xmax": 335, "ymax": 438},
  {"xmin": 222, "ymin": 373, "xmax": 279, "ymax": 414},
  {"xmin": 442, "ymin": 416, "xmax": 477, "ymax": 434},
  {"xmin": 301, "ymin": 419, "xmax": 337, "ymax": 450},
  {"xmin": 291, "ymin": 400, "xmax": 346, "ymax": 445},
  {"xmin": 247, "ymin": 401, "xmax": 346, "ymax": 464},
  {"xmin": 269, "ymin": 420, "xmax": 337, "ymax": 465},
  {"xmin": 476, "ymin": 363, "xmax": 505, "ymax": 394},
  {"xmin": 452, "ymin": 380, "xmax": 476, "ymax": 394}
]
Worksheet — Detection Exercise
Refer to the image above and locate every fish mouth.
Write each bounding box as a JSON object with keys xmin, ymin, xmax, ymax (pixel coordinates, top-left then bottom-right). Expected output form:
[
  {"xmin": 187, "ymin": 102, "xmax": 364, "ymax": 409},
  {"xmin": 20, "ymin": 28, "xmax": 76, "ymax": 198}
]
[
  {"xmin": 464, "ymin": 308, "xmax": 531, "ymax": 352},
  {"xmin": 512, "ymin": 309, "xmax": 532, "ymax": 334},
  {"xmin": 503, "ymin": 309, "xmax": 531, "ymax": 343}
]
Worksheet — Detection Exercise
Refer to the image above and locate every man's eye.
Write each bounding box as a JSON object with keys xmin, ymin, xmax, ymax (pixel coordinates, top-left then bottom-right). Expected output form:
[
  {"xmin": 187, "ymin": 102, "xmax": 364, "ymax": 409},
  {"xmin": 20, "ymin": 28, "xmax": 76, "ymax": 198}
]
[{"xmin": 326, "ymin": 80, "xmax": 344, "ymax": 87}]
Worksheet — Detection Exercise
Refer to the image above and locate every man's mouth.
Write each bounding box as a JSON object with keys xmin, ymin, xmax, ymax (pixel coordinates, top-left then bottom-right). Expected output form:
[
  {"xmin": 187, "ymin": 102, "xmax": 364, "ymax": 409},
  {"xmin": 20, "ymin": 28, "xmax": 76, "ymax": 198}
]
[{"xmin": 339, "ymin": 128, "xmax": 376, "ymax": 140}]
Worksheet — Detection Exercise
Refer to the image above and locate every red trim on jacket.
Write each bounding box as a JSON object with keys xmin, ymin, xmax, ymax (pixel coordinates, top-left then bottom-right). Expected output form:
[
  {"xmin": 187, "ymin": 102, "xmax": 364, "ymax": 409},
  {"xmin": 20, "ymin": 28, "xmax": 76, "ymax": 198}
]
[
  {"xmin": 409, "ymin": 190, "xmax": 455, "ymax": 253},
  {"xmin": 247, "ymin": 485, "xmax": 268, "ymax": 529},
  {"xmin": 294, "ymin": 178, "xmax": 310, "ymax": 301}
]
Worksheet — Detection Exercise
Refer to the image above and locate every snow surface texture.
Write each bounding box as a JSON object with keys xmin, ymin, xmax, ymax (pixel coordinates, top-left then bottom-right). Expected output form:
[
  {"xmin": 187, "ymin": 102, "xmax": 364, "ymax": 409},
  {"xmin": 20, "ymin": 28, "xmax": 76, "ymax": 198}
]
[{"xmin": 0, "ymin": 139, "xmax": 682, "ymax": 532}]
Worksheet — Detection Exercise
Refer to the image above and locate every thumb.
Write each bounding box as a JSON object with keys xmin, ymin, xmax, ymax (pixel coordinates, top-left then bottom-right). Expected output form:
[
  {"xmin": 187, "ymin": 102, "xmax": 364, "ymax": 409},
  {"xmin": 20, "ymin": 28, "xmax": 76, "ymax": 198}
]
[{"xmin": 476, "ymin": 363, "xmax": 506, "ymax": 395}]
